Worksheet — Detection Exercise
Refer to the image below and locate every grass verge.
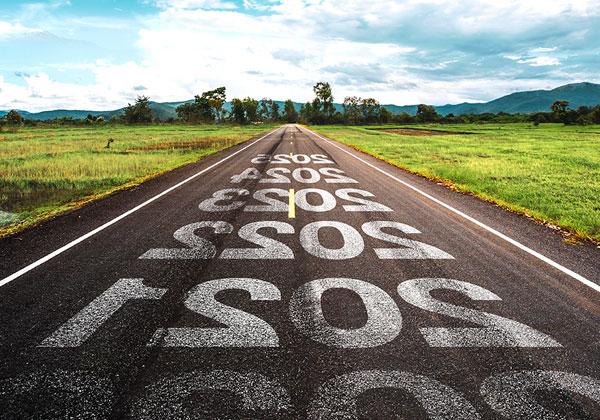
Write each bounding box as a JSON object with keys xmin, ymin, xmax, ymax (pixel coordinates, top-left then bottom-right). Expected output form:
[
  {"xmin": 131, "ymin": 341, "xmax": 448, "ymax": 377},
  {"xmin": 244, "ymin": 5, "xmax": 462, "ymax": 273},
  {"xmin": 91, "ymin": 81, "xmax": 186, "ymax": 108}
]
[
  {"xmin": 310, "ymin": 123, "xmax": 600, "ymax": 244},
  {"xmin": 0, "ymin": 124, "xmax": 275, "ymax": 237}
]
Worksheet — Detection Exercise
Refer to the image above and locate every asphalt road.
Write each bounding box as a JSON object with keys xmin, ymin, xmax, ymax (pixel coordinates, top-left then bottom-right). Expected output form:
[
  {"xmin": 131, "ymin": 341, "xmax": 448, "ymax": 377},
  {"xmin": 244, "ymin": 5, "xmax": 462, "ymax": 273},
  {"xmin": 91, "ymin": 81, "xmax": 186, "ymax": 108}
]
[{"xmin": 1, "ymin": 124, "xmax": 599, "ymax": 419}]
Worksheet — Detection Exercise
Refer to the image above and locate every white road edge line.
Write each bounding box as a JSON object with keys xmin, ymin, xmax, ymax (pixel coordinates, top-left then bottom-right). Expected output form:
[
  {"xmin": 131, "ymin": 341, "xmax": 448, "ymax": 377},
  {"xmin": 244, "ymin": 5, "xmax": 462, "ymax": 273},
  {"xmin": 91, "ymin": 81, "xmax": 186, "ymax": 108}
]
[
  {"xmin": 300, "ymin": 125, "xmax": 600, "ymax": 294},
  {"xmin": 0, "ymin": 127, "xmax": 283, "ymax": 288}
]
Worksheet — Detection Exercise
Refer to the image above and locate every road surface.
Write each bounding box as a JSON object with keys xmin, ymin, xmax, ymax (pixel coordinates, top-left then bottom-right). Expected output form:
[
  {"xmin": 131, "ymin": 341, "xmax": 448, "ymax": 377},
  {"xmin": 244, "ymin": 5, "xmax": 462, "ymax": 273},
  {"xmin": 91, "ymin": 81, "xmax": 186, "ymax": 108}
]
[{"xmin": 1, "ymin": 124, "xmax": 599, "ymax": 418}]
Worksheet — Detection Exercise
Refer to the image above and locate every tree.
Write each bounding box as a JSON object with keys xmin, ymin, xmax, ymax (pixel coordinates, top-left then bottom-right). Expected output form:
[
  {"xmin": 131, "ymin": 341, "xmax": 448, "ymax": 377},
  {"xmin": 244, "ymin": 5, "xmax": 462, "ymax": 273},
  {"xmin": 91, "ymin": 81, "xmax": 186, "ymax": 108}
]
[
  {"xmin": 310, "ymin": 82, "xmax": 334, "ymax": 124},
  {"xmin": 299, "ymin": 102, "xmax": 313, "ymax": 123},
  {"xmin": 576, "ymin": 114, "xmax": 592, "ymax": 125},
  {"xmin": 563, "ymin": 109, "xmax": 579, "ymax": 125},
  {"xmin": 5, "ymin": 110, "xmax": 24, "ymax": 126},
  {"xmin": 416, "ymin": 104, "xmax": 439, "ymax": 123},
  {"xmin": 270, "ymin": 102, "xmax": 281, "ymax": 121},
  {"xmin": 591, "ymin": 106, "xmax": 600, "ymax": 124},
  {"xmin": 314, "ymin": 82, "xmax": 334, "ymax": 117},
  {"xmin": 550, "ymin": 100, "xmax": 570, "ymax": 124},
  {"xmin": 361, "ymin": 98, "xmax": 381, "ymax": 123},
  {"xmin": 204, "ymin": 87, "xmax": 226, "ymax": 123},
  {"xmin": 229, "ymin": 97, "xmax": 260, "ymax": 124},
  {"xmin": 176, "ymin": 87, "xmax": 226, "ymax": 123},
  {"xmin": 85, "ymin": 113, "xmax": 97, "ymax": 125},
  {"xmin": 311, "ymin": 97, "xmax": 322, "ymax": 123},
  {"xmin": 176, "ymin": 102, "xmax": 197, "ymax": 122},
  {"xmin": 242, "ymin": 97, "xmax": 259, "ymax": 122},
  {"xmin": 123, "ymin": 96, "xmax": 154, "ymax": 124},
  {"xmin": 550, "ymin": 100, "xmax": 584, "ymax": 124},
  {"xmin": 231, "ymin": 98, "xmax": 247, "ymax": 124},
  {"xmin": 176, "ymin": 101, "xmax": 206, "ymax": 123},
  {"xmin": 343, "ymin": 96, "xmax": 362, "ymax": 125},
  {"xmin": 284, "ymin": 99, "xmax": 298, "ymax": 123},
  {"xmin": 176, "ymin": 95, "xmax": 213, "ymax": 123},
  {"xmin": 259, "ymin": 98, "xmax": 271, "ymax": 121},
  {"xmin": 573, "ymin": 106, "xmax": 592, "ymax": 125},
  {"xmin": 392, "ymin": 112, "xmax": 415, "ymax": 124},
  {"xmin": 379, "ymin": 107, "xmax": 391, "ymax": 124},
  {"xmin": 394, "ymin": 112, "xmax": 415, "ymax": 124},
  {"xmin": 551, "ymin": 100, "xmax": 569, "ymax": 115},
  {"xmin": 528, "ymin": 112, "xmax": 548, "ymax": 125}
]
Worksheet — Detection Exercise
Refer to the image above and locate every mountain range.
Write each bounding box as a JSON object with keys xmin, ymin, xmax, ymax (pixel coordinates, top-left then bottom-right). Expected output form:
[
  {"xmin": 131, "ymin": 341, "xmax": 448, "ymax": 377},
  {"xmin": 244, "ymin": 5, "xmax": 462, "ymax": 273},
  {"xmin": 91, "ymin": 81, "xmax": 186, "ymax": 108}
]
[{"xmin": 2, "ymin": 82, "xmax": 600, "ymax": 121}]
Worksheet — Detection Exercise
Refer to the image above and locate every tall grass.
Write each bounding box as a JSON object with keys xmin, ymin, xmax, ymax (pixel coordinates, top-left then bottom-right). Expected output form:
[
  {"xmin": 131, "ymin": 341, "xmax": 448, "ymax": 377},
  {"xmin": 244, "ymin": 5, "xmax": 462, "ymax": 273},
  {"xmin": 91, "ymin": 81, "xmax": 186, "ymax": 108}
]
[{"xmin": 0, "ymin": 124, "xmax": 274, "ymax": 236}]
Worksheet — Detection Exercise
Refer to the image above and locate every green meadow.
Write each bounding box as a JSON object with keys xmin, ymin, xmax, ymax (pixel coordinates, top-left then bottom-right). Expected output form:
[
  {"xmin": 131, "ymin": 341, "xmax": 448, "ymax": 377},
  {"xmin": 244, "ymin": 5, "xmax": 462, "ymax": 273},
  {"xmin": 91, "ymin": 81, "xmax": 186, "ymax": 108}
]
[
  {"xmin": 0, "ymin": 124, "xmax": 274, "ymax": 236},
  {"xmin": 311, "ymin": 123, "xmax": 600, "ymax": 243}
]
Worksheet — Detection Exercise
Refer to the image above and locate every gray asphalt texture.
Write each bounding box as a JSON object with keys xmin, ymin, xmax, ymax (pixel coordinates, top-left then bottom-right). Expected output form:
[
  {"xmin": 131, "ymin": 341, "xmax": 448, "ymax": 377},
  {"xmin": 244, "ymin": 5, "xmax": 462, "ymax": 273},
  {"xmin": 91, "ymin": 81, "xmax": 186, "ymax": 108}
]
[{"xmin": 0, "ymin": 124, "xmax": 599, "ymax": 419}]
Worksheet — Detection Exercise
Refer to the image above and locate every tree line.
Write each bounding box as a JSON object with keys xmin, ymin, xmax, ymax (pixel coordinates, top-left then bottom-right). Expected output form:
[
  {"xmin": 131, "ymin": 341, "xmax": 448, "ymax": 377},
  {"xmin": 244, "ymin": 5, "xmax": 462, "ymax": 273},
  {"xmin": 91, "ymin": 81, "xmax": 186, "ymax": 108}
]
[
  {"xmin": 2, "ymin": 83, "xmax": 600, "ymax": 128},
  {"xmin": 174, "ymin": 88, "xmax": 299, "ymax": 125}
]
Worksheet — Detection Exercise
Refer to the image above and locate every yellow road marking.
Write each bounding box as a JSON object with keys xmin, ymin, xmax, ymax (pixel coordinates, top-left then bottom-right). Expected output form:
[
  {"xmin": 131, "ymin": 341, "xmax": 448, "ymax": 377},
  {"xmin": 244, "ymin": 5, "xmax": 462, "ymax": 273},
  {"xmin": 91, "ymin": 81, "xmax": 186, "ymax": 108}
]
[{"xmin": 288, "ymin": 189, "xmax": 295, "ymax": 218}]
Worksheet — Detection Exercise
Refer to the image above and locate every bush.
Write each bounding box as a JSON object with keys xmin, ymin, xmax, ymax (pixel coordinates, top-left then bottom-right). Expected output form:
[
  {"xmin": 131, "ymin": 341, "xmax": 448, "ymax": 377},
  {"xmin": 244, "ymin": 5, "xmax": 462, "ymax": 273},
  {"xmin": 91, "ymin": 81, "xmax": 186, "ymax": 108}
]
[
  {"xmin": 5, "ymin": 110, "xmax": 24, "ymax": 126},
  {"xmin": 122, "ymin": 96, "xmax": 154, "ymax": 124}
]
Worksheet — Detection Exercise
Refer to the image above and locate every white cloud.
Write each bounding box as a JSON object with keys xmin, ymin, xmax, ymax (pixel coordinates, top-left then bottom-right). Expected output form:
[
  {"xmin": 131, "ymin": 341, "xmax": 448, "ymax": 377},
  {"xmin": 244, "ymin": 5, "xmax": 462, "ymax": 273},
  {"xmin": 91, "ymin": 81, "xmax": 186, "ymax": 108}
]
[
  {"xmin": 506, "ymin": 51, "xmax": 562, "ymax": 67},
  {"xmin": 19, "ymin": 0, "xmax": 72, "ymax": 19},
  {"xmin": 0, "ymin": 21, "xmax": 42, "ymax": 39},
  {"xmin": 154, "ymin": 0, "xmax": 239, "ymax": 9},
  {"xmin": 518, "ymin": 56, "xmax": 561, "ymax": 66},
  {"xmin": 84, "ymin": 6, "xmax": 417, "ymax": 105},
  {"xmin": 0, "ymin": 72, "xmax": 110, "ymax": 111},
  {"xmin": 243, "ymin": 0, "xmax": 272, "ymax": 11}
]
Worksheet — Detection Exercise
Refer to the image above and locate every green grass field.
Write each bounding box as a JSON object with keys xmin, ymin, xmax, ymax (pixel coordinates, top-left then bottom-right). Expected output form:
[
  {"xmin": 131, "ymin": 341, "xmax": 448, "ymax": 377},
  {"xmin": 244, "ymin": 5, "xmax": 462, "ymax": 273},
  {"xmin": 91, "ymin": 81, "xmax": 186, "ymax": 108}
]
[
  {"xmin": 311, "ymin": 123, "xmax": 600, "ymax": 243},
  {"xmin": 0, "ymin": 124, "xmax": 274, "ymax": 236}
]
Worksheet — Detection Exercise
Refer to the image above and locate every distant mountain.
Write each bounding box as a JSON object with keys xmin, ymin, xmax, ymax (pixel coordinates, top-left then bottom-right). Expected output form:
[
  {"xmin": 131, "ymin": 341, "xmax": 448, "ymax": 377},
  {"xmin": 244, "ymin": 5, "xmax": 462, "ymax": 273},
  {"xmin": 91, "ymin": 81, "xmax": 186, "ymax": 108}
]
[
  {"xmin": 0, "ymin": 101, "xmax": 183, "ymax": 121},
  {"xmin": 432, "ymin": 82, "xmax": 600, "ymax": 115},
  {"xmin": 0, "ymin": 102, "xmax": 175, "ymax": 121},
  {"xmin": 2, "ymin": 82, "xmax": 600, "ymax": 120}
]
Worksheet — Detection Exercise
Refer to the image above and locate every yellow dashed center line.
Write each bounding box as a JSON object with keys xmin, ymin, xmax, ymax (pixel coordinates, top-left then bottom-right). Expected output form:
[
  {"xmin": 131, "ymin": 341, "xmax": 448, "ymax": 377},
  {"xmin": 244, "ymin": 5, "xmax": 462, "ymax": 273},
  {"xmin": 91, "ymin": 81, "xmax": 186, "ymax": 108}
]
[{"xmin": 288, "ymin": 189, "xmax": 295, "ymax": 218}]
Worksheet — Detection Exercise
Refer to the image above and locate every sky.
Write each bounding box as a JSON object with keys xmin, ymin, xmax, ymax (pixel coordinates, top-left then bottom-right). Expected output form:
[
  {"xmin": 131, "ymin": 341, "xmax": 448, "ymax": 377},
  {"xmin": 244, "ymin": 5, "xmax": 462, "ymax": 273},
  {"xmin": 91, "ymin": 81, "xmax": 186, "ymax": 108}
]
[{"xmin": 1, "ymin": 0, "xmax": 599, "ymax": 112}]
